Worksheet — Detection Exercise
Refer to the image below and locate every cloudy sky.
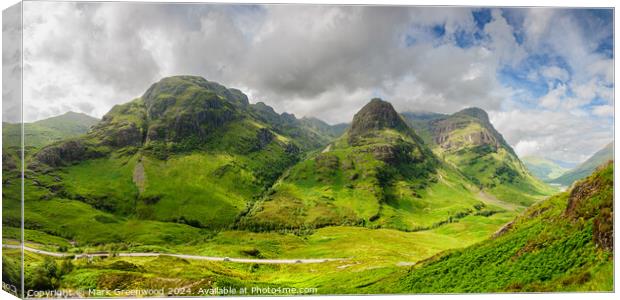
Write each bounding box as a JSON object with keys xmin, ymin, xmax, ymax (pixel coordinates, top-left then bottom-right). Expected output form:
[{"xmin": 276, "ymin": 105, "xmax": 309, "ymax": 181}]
[{"xmin": 3, "ymin": 2, "xmax": 614, "ymax": 163}]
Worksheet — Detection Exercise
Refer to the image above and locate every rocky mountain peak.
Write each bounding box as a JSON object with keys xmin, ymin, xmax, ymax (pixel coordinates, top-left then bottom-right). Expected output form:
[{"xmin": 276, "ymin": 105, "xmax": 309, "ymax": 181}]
[
  {"xmin": 455, "ymin": 107, "xmax": 490, "ymax": 123},
  {"xmin": 348, "ymin": 98, "xmax": 409, "ymax": 138},
  {"xmin": 142, "ymin": 76, "xmax": 249, "ymax": 116}
]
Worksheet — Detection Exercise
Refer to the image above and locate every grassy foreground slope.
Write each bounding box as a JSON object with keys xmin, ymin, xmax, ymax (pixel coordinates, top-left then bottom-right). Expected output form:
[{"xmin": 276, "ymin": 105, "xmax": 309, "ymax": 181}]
[{"xmin": 399, "ymin": 161, "xmax": 613, "ymax": 293}]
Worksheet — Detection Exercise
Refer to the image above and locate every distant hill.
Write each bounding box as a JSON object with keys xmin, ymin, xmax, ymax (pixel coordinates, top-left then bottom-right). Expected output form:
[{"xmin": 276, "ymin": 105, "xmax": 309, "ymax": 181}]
[
  {"xmin": 299, "ymin": 117, "xmax": 348, "ymax": 139},
  {"xmin": 2, "ymin": 111, "xmax": 99, "ymax": 153},
  {"xmin": 549, "ymin": 158, "xmax": 577, "ymax": 169},
  {"xmin": 522, "ymin": 156, "xmax": 569, "ymax": 181},
  {"xmin": 550, "ymin": 142, "xmax": 613, "ymax": 186}
]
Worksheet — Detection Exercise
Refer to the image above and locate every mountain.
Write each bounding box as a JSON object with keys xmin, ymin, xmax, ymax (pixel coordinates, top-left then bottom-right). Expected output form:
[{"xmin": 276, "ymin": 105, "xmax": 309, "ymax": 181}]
[
  {"xmin": 400, "ymin": 161, "xmax": 613, "ymax": 292},
  {"xmin": 299, "ymin": 116, "xmax": 348, "ymax": 140},
  {"xmin": 522, "ymin": 156, "xmax": 569, "ymax": 181},
  {"xmin": 25, "ymin": 76, "xmax": 337, "ymax": 228},
  {"xmin": 2, "ymin": 111, "xmax": 99, "ymax": 152},
  {"xmin": 403, "ymin": 108, "xmax": 554, "ymax": 206},
  {"xmin": 239, "ymin": 99, "xmax": 494, "ymax": 232},
  {"xmin": 248, "ymin": 102, "xmax": 345, "ymax": 150},
  {"xmin": 551, "ymin": 142, "xmax": 613, "ymax": 187},
  {"xmin": 4, "ymin": 75, "xmax": 609, "ymax": 295},
  {"xmin": 549, "ymin": 158, "xmax": 577, "ymax": 169},
  {"xmin": 22, "ymin": 91, "xmax": 537, "ymax": 233}
]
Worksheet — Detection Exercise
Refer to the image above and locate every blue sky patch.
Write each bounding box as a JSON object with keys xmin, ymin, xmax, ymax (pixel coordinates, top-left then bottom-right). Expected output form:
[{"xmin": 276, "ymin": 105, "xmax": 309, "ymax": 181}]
[{"xmin": 472, "ymin": 9, "xmax": 492, "ymax": 30}]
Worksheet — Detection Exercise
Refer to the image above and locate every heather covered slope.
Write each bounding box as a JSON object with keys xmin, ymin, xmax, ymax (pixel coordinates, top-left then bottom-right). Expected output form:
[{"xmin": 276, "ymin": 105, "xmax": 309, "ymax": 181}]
[
  {"xmin": 403, "ymin": 108, "xmax": 554, "ymax": 206},
  {"xmin": 551, "ymin": 142, "xmax": 613, "ymax": 187},
  {"xmin": 240, "ymin": 99, "xmax": 499, "ymax": 231},
  {"xmin": 399, "ymin": 161, "xmax": 613, "ymax": 292}
]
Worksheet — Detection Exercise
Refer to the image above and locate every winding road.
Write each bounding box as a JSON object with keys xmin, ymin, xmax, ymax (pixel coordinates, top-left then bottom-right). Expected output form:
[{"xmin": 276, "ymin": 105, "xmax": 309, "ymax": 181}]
[{"xmin": 2, "ymin": 244, "xmax": 341, "ymax": 264}]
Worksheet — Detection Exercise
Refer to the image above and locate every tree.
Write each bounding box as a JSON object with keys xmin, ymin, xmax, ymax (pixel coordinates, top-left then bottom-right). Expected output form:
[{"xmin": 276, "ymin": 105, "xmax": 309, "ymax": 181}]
[{"xmin": 27, "ymin": 257, "xmax": 60, "ymax": 291}]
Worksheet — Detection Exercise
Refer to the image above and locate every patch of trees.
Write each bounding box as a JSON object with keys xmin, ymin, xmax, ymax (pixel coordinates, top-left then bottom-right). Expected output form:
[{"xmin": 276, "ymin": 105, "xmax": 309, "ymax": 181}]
[{"xmin": 27, "ymin": 257, "xmax": 73, "ymax": 291}]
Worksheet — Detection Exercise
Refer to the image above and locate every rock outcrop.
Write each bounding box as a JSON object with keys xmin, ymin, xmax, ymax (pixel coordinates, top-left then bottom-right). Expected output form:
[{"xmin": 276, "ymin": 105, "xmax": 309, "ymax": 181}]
[
  {"xmin": 34, "ymin": 140, "xmax": 102, "ymax": 167},
  {"xmin": 348, "ymin": 98, "xmax": 410, "ymax": 142}
]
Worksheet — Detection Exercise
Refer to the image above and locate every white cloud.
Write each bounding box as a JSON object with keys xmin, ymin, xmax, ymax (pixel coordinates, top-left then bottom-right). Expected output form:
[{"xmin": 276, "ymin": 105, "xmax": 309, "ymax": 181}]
[
  {"xmin": 514, "ymin": 140, "xmax": 540, "ymax": 158},
  {"xmin": 592, "ymin": 105, "xmax": 614, "ymax": 117},
  {"xmin": 538, "ymin": 84, "xmax": 566, "ymax": 110},
  {"xmin": 540, "ymin": 66, "xmax": 570, "ymax": 82},
  {"xmin": 491, "ymin": 109, "xmax": 612, "ymax": 163},
  {"xmin": 12, "ymin": 3, "xmax": 613, "ymax": 164}
]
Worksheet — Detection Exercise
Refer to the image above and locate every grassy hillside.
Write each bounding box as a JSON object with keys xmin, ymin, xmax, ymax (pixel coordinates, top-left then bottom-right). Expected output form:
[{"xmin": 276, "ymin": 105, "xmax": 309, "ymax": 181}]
[
  {"xmin": 240, "ymin": 100, "xmax": 503, "ymax": 232},
  {"xmin": 2, "ymin": 112, "xmax": 99, "ymax": 157},
  {"xmin": 403, "ymin": 108, "xmax": 555, "ymax": 206},
  {"xmin": 522, "ymin": 156, "xmax": 569, "ymax": 181},
  {"xmin": 551, "ymin": 142, "xmax": 613, "ymax": 186},
  {"xmin": 399, "ymin": 162, "xmax": 613, "ymax": 292},
  {"xmin": 24, "ymin": 76, "xmax": 337, "ymax": 229}
]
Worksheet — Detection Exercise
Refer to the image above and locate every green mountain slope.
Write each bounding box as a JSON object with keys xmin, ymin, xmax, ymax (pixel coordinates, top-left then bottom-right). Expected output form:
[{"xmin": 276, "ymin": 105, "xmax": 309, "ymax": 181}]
[
  {"xmin": 2, "ymin": 111, "xmax": 99, "ymax": 153},
  {"xmin": 403, "ymin": 108, "xmax": 554, "ymax": 206},
  {"xmin": 26, "ymin": 76, "xmax": 334, "ymax": 228},
  {"xmin": 522, "ymin": 156, "xmax": 569, "ymax": 181},
  {"xmin": 551, "ymin": 142, "xmax": 613, "ymax": 186},
  {"xmin": 240, "ymin": 99, "xmax": 498, "ymax": 232},
  {"xmin": 248, "ymin": 102, "xmax": 345, "ymax": 150},
  {"xmin": 400, "ymin": 161, "xmax": 613, "ymax": 292}
]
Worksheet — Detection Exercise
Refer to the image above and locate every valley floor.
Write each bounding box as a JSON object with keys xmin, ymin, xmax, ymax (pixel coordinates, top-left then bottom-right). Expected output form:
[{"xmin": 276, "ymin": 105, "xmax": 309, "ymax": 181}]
[{"xmin": 3, "ymin": 199, "xmax": 518, "ymax": 296}]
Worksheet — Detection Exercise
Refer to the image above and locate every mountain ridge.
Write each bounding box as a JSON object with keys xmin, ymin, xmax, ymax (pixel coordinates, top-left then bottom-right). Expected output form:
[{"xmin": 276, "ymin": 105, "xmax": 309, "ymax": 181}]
[
  {"xmin": 2, "ymin": 111, "xmax": 99, "ymax": 154},
  {"xmin": 25, "ymin": 76, "xmax": 549, "ymax": 232},
  {"xmin": 551, "ymin": 142, "xmax": 613, "ymax": 186},
  {"xmin": 403, "ymin": 107, "xmax": 553, "ymax": 206}
]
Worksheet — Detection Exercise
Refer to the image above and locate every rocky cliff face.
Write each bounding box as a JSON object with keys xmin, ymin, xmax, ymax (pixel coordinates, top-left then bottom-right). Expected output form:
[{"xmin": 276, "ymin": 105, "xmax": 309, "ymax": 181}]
[
  {"xmin": 346, "ymin": 98, "xmax": 433, "ymax": 166},
  {"xmin": 402, "ymin": 106, "xmax": 551, "ymax": 206},
  {"xmin": 34, "ymin": 139, "xmax": 104, "ymax": 167},
  {"xmin": 140, "ymin": 76, "xmax": 242, "ymax": 143},
  {"xmin": 428, "ymin": 107, "xmax": 513, "ymax": 155},
  {"xmin": 348, "ymin": 98, "xmax": 410, "ymax": 141}
]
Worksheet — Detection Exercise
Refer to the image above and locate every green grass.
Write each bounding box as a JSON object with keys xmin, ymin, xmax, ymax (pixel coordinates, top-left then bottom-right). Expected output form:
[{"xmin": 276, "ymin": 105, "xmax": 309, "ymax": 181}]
[
  {"xmin": 8, "ymin": 162, "xmax": 610, "ymax": 295},
  {"xmin": 139, "ymin": 152, "xmax": 260, "ymax": 228},
  {"xmin": 4, "ymin": 195, "xmax": 205, "ymax": 246},
  {"xmin": 3, "ymin": 227, "xmax": 72, "ymax": 249},
  {"xmin": 442, "ymin": 145, "xmax": 555, "ymax": 206},
  {"xmin": 51, "ymin": 115, "xmax": 301, "ymax": 229},
  {"xmin": 2, "ymin": 112, "xmax": 98, "ymax": 159},
  {"xmin": 398, "ymin": 163, "xmax": 614, "ymax": 293},
  {"xmin": 15, "ymin": 212, "xmax": 516, "ymax": 296},
  {"xmin": 241, "ymin": 128, "xmax": 490, "ymax": 232},
  {"xmin": 60, "ymin": 155, "xmax": 139, "ymax": 215}
]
